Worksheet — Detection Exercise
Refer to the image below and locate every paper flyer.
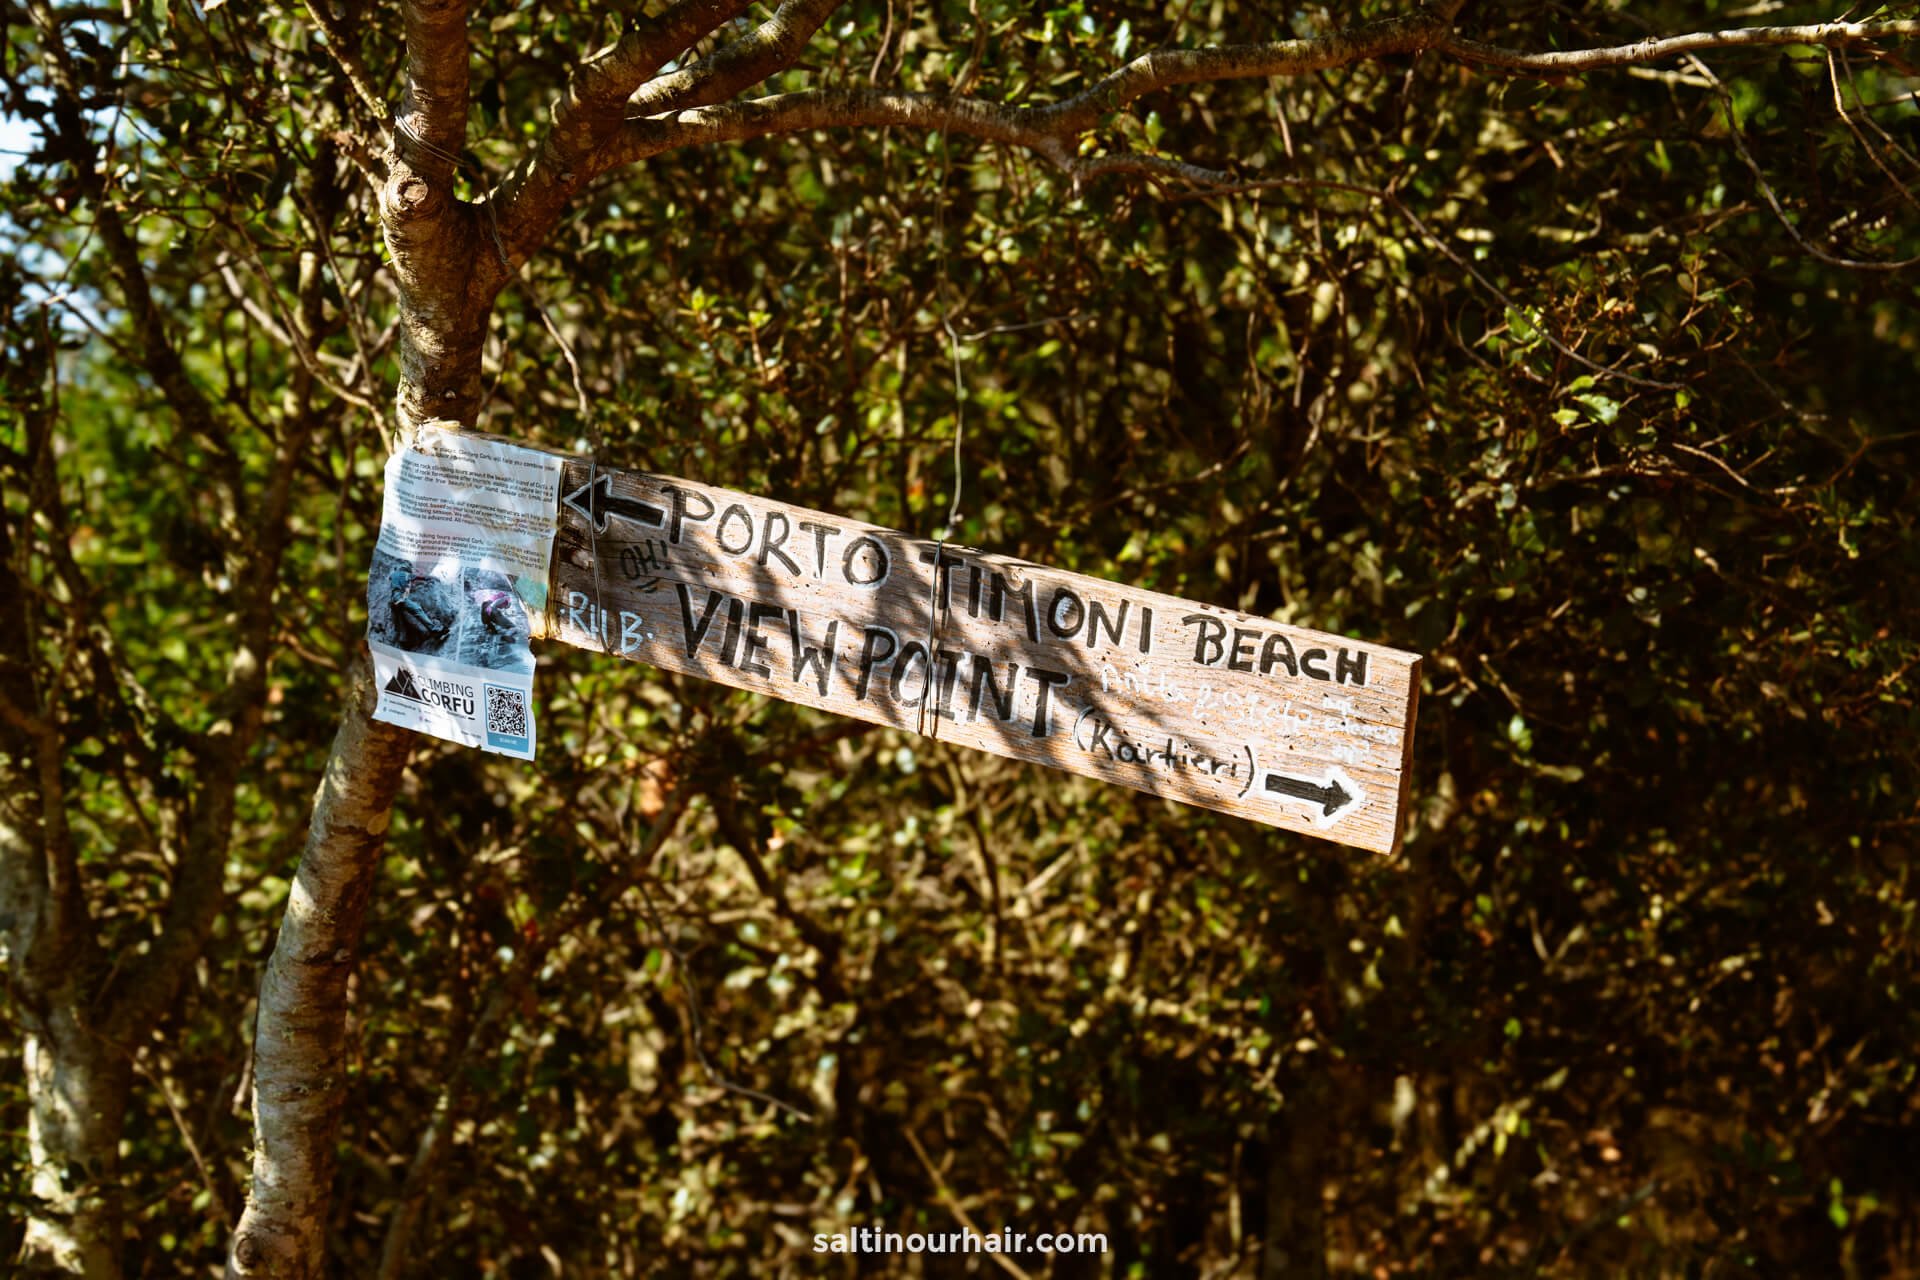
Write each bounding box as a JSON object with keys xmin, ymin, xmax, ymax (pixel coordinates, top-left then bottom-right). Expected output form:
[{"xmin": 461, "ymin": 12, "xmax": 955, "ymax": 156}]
[{"xmin": 366, "ymin": 429, "xmax": 564, "ymax": 759}]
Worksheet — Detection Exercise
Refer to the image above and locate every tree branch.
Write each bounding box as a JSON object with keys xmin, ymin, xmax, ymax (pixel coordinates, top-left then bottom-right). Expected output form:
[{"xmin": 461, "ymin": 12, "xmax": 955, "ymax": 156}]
[
  {"xmin": 1030, "ymin": 13, "xmax": 1446, "ymax": 134},
  {"xmin": 625, "ymin": 0, "xmax": 848, "ymax": 118},
  {"xmin": 36, "ymin": 58, "xmax": 357, "ymax": 1052},
  {"xmin": 622, "ymin": 88, "xmax": 1068, "ymax": 170},
  {"xmin": 1064, "ymin": 151, "xmax": 1234, "ymax": 189},
  {"xmin": 491, "ymin": 0, "xmax": 759, "ymax": 264},
  {"xmin": 29, "ymin": 0, "xmax": 244, "ymax": 523},
  {"xmin": 559, "ymin": 13, "xmax": 1920, "ymax": 212},
  {"xmin": 576, "ymin": 0, "xmax": 759, "ymax": 114},
  {"xmin": 1437, "ymin": 20, "xmax": 1920, "ymax": 75},
  {"xmin": 26, "ymin": 0, "xmax": 291, "ymax": 1049},
  {"xmin": 610, "ymin": 12, "xmax": 1447, "ymax": 172},
  {"xmin": 104, "ymin": 394, "xmax": 332, "ymax": 1044},
  {"xmin": 393, "ymin": 0, "xmax": 471, "ymax": 182},
  {"xmin": 0, "ymin": 539, "xmax": 93, "ymax": 1007}
]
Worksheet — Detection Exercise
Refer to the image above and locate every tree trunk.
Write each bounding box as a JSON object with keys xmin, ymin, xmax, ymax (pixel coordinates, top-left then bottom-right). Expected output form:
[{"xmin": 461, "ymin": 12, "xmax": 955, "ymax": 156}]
[
  {"xmin": 3, "ymin": 472, "xmax": 123, "ymax": 1279},
  {"xmin": 19, "ymin": 1013, "xmax": 132, "ymax": 1277},
  {"xmin": 225, "ymin": 658, "xmax": 413, "ymax": 1279},
  {"xmin": 3, "ymin": 738, "xmax": 123, "ymax": 1280},
  {"xmin": 225, "ymin": 344, "xmax": 490, "ymax": 1279},
  {"xmin": 226, "ymin": 80, "xmax": 500, "ymax": 1261},
  {"xmin": 225, "ymin": 358, "xmax": 489, "ymax": 1277},
  {"xmin": 224, "ymin": 2, "xmax": 521, "ymax": 1263}
]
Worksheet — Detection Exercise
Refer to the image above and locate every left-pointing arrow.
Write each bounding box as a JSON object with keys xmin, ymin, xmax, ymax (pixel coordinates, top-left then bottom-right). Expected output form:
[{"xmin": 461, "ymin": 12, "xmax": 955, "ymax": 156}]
[
  {"xmin": 563, "ymin": 473, "xmax": 666, "ymax": 534},
  {"xmin": 1263, "ymin": 767, "xmax": 1364, "ymax": 826}
]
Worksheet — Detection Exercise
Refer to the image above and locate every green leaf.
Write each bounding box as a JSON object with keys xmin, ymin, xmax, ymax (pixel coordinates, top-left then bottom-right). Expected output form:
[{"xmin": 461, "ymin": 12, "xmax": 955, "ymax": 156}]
[{"xmin": 1573, "ymin": 392, "xmax": 1621, "ymax": 425}]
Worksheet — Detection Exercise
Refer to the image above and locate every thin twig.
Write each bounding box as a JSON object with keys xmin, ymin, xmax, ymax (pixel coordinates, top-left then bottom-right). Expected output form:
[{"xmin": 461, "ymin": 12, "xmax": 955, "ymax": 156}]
[
  {"xmin": 953, "ymin": 312, "xmax": 1084, "ymax": 341},
  {"xmin": 1825, "ymin": 47, "xmax": 1920, "ymax": 214},
  {"xmin": 902, "ymin": 1127, "xmax": 1036, "ymax": 1280},
  {"xmin": 1687, "ymin": 54, "xmax": 1919, "ymax": 272},
  {"xmin": 634, "ymin": 876, "xmax": 817, "ymax": 1122},
  {"xmin": 132, "ymin": 1053, "xmax": 228, "ymax": 1224},
  {"xmin": 300, "ymin": 0, "xmax": 393, "ymax": 135},
  {"xmin": 1384, "ymin": 190, "xmax": 1688, "ymax": 390},
  {"xmin": 1166, "ymin": 173, "xmax": 1390, "ymax": 202}
]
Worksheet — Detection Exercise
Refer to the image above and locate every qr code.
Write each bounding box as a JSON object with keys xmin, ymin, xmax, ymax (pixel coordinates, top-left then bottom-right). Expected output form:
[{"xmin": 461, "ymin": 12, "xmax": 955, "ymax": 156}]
[{"xmin": 485, "ymin": 685, "xmax": 528, "ymax": 739}]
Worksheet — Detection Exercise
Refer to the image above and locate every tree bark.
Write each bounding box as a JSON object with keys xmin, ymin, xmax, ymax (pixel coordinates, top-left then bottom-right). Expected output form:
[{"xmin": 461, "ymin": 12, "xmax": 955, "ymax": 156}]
[
  {"xmin": 226, "ymin": 658, "xmax": 414, "ymax": 1279},
  {"xmin": 3, "ymin": 412, "xmax": 125, "ymax": 1278},
  {"xmin": 2, "ymin": 693, "xmax": 123, "ymax": 1280},
  {"xmin": 19, "ymin": 1012, "xmax": 132, "ymax": 1277},
  {"xmin": 4, "ymin": 731, "xmax": 127, "ymax": 1278}
]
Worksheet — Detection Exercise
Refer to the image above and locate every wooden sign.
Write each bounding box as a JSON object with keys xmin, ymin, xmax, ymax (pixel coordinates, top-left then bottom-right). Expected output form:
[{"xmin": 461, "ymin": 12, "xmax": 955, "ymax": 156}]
[{"xmin": 538, "ymin": 462, "xmax": 1420, "ymax": 854}]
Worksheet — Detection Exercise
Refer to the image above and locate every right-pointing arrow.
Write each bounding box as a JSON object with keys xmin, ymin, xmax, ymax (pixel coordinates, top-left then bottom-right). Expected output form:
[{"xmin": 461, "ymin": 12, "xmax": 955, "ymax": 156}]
[{"xmin": 1264, "ymin": 768, "xmax": 1364, "ymax": 826}]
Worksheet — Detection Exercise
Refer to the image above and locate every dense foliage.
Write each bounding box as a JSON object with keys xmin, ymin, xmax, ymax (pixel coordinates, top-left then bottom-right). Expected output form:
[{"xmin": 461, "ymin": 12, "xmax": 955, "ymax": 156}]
[{"xmin": 4, "ymin": 0, "xmax": 1918, "ymax": 1274}]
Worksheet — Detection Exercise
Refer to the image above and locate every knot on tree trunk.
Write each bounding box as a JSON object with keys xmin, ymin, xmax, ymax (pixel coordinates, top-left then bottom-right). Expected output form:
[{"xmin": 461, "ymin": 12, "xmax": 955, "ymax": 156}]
[
  {"xmin": 385, "ymin": 174, "xmax": 444, "ymax": 223},
  {"xmin": 230, "ymin": 1232, "xmax": 265, "ymax": 1271},
  {"xmin": 227, "ymin": 1227, "xmax": 307, "ymax": 1280}
]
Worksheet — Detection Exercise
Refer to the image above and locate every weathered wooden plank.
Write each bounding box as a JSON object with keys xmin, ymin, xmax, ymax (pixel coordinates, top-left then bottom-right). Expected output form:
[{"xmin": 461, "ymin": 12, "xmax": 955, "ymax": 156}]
[{"xmin": 537, "ymin": 461, "xmax": 1420, "ymax": 854}]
